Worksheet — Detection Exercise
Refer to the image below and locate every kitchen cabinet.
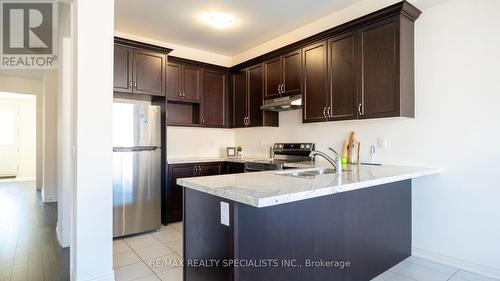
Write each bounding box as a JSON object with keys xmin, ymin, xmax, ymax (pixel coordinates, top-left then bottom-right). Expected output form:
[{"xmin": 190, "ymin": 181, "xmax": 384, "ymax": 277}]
[
  {"xmin": 133, "ymin": 49, "xmax": 167, "ymax": 96},
  {"xmin": 358, "ymin": 16, "xmax": 414, "ymax": 119},
  {"xmin": 231, "ymin": 2, "xmax": 420, "ymax": 124},
  {"xmin": 167, "ymin": 57, "xmax": 229, "ymax": 128},
  {"xmin": 302, "ymin": 41, "xmax": 329, "ymax": 123},
  {"xmin": 113, "ymin": 39, "xmax": 170, "ymax": 97},
  {"xmin": 232, "ymin": 65, "xmax": 278, "ymax": 128},
  {"xmin": 201, "ymin": 70, "xmax": 226, "ymax": 127},
  {"xmin": 302, "ymin": 35, "xmax": 358, "ymax": 123},
  {"xmin": 224, "ymin": 162, "xmax": 245, "ymax": 174},
  {"xmin": 264, "ymin": 49, "xmax": 302, "ymax": 99},
  {"xmin": 329, "ymin": 32, "xmax": 357, "ymax": 121},
  {"xmin": 165, "ymin": 164, "xmax": 194, "ymax": 223},
  {"xmin": 166, "ymin": 61, "xmax": 201, "ymax": 103},
  {"xmin": 114, "ymin": 44, "xmax": 133, "ymax": 93},
  {"xmin": 166, "ymin": 62, "xmax": 182, "ymax": 100},
  {"xmin": 232, "ymin": 70, "xmax": 248, "ymax": 128},
  {"xmin": 199, "ymin": 162, "xmax": 222, "ymax": 176},
  {"xmin": 247, "ymin": 64, "xmax": 264, "ymax": 127},
  {"xmin": 164, "ymin": 162, "xmax": 226, "ymax": 223}
]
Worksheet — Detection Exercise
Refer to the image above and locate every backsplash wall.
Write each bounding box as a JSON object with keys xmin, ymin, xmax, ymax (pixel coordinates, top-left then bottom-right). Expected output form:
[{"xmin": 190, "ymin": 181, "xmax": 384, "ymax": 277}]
[{"xmin": 166, "ymin": 126, "xmax": 234, "ymax": 159}]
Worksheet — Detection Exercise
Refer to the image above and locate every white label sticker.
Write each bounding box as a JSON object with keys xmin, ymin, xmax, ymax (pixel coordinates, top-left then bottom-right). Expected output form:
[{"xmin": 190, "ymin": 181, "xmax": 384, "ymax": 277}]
[{"xmin": 220, "ymin": 202, "xmax": 229, "ymax": 226}]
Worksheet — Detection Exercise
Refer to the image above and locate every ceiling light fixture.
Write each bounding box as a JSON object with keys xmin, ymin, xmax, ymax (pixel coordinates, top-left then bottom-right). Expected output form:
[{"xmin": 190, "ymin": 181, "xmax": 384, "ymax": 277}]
[{"xmin": 205, "ymin": 12, "xmax": 234, "ymax": 29}]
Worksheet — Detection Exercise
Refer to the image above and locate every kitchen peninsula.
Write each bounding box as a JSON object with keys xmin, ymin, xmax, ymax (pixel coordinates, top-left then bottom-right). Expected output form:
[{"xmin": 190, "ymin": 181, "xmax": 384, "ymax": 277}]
[{"xmin": 177, "ymin": 164, "xmax": 441, "ymax": 281}]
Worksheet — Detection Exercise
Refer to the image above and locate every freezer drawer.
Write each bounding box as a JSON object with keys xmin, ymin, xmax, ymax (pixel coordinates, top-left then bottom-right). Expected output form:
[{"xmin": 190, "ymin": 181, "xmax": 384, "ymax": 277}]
[{"xmin": 113, "ymin": 148, "xmax": 161, "ymax": 237}]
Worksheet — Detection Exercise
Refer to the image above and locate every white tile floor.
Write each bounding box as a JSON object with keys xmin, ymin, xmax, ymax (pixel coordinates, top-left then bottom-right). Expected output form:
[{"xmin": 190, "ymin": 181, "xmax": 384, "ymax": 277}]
[
  {"xmin": 113, "ymin": 222, "xmax": 499, "ymax": 281},
  {"xmin": 113, "ymin": 222, "xmax": 183, "ymax": 281}
]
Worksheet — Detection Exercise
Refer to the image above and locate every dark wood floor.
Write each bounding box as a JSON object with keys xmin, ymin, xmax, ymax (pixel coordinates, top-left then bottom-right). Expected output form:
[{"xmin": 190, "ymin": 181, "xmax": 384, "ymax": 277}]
[{"xmin": 0, "ymin": 181, "xmax": 70, "ymax": 281}]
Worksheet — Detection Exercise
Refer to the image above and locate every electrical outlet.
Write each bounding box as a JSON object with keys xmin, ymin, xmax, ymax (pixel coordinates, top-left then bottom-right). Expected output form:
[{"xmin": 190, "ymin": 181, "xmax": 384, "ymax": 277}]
[
  {"xmin": 377, "ymin": 137, "xmax": 388, "ymax": 150},
  {"xmin": 220, "ymin": 202, "xmax": 229, "ymax": 226}
]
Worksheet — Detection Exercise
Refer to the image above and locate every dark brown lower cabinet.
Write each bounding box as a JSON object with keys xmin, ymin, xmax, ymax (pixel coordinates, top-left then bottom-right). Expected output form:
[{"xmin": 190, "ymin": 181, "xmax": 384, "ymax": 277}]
[
  {"xmin": 224, "ymin": 162, "xmax": 245, "ymax": 174},
  {"xmin": 165, "ymin": 164, "xmax": 195, "ymax": 223},
  {"xmin": 164, "ymin": 161, "xmax": 243, "ymax": 224}
]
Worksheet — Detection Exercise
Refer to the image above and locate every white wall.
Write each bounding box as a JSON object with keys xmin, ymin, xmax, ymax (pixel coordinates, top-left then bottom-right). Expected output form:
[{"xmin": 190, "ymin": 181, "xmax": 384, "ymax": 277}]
[
  {"xmin": 0, "ymin": 95, "xmax": 36, "ymax": 180},
  {"xmin": 42, "ymin": 71, "xmax": 59, "ymax": 202},
  {"xmin": 72, "ymin": 0, "xmax": 114, "ymax": 280},
  {"xmin": 233, "ymin": 0, "xmax": 500, "ymax": 278},
  {"xmin": 56, "ymin": 2, "xmax": 73, "ymax": 249},
  {"xmin": 167, "ymin": 127, "xmax": 235, "ymax": 159}
]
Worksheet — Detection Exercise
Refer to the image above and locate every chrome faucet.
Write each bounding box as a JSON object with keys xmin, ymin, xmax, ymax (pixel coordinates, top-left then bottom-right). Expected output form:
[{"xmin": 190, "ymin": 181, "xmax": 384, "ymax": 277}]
[{"xmin": 309, "ymin": 147, "xmax": 343, "ymax": 173}]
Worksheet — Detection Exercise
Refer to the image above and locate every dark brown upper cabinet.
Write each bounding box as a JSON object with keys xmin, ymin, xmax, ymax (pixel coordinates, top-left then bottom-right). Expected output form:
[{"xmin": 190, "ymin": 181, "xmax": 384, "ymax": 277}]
[
  {"xmin": 264, "ymin": 50, "xmax": 302, "ymax": 99},
  {"xmin": 329, "ymin": 32, "xmax": 358, "ymax": 121},
  {"xmin": 183, "ymin": 66, "xmax": 201, "ymax": 102},
  {"xmin": 167, "ymin": 57, "xmax": 229, "ymax": 128},
  {"xmin": 166, "ymin": 61, "xmax": 201, "ymax": 103},
  {"xmin": 247, "ymin": 65, "xmax": 265, "ymax": 127},
  {"xmin": 114, "ymin": 44, "xmax": 133, "ymax": 93},
  {"xmin": 232, "ymin": 65, "xmax": 278, "ymax": 128},
  {"xmin": 233, "ymin": 70, "xmax": 248, "ymax": 128},
  {"xmin": 231, "ymin": 2, "xmax": 420, "ymax": 124},
  {"xmin": 302, "ymin": 41, "xmax": 329, "ymax": 123},
  {"xmin": 358, "ymin": 15, "xmax": 414, "ymax": 119},
  {"xmin": 166, "ymin": 62, "xmax": 182, "ymax": 100},
  {"xmin": 133, "ymin": 49, "xmax": 166, "ymax": 96},
  {"xmin": 113, "ymin": 39, "xmax": 170, "ymax": 97},
  {"xmin": 201, "ymin": 70, "xmax": 226, "ymax": 127}
]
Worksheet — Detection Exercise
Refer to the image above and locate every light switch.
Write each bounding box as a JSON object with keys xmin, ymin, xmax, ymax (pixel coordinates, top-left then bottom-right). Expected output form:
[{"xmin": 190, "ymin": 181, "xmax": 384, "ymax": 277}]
[{"xmin": 220, "ymin": 202, "xmax": 229, "ymax": 226}]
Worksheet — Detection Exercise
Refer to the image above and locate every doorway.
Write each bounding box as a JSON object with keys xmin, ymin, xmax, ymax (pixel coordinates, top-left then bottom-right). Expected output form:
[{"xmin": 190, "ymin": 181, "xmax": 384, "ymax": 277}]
[{"xmin": 0, "ymin": 92, "xmax": 36, "ymax": 182}]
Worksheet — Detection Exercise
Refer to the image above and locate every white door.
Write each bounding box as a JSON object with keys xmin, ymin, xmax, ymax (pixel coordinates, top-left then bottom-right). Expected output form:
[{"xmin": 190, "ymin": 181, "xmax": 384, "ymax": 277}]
[{"xmin": 0, "ymin": 106, "xmax": 18, "ymax": 177}]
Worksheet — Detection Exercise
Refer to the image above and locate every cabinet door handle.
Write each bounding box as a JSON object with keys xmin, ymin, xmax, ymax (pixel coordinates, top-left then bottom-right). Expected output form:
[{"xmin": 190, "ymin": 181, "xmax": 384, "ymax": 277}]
[
  {"xmin": 128, "ymin": 81, "xmax": 133, "ymax": 88},
  {"xmin": 323, "ymin": 107, "xmax": 327, "ymax": 119},
  {"xmin": 328, "ymin": 106, "xmax": 332, "ymax": 118},
  {"xmin": 198, "ymin": 166, "xmax": 202, "ymax": 175},
  {"xmin": 133, "ymin": 81, "xmax": 137, "ymax": 89},
  {"xmin": 193, "ymin": 166, "xmax": 197, "ymax": 176},
  {"xmin": 201, "ymin": 116, "xmax": 205, "ymax": 124},
  {"xmin": 281, "ymin": 84, "xmax": 284, "ymax": 94},
  {"xmin": 358, "ymin": 103, "xmax": 363, "ymax": 116}
]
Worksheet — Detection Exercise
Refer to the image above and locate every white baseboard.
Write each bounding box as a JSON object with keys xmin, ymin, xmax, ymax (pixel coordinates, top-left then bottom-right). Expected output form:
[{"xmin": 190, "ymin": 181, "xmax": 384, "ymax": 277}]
[
  {"xmin": 70, "ymin": 271, "xmax": 115, "ymax": 281},
  {"xmin": 0, "ymin": 177, "xmax": 35, "ymax": 183},
  {"xmin": 412, "ymin": 247, "xmax": 500, "ymax": 280}
]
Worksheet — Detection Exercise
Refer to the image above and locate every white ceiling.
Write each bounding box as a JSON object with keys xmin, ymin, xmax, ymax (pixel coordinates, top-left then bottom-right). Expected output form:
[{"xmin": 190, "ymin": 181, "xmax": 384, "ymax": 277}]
[{"xmin": 115, "ymin": 0, "xmax": 364, "ymax": 56}]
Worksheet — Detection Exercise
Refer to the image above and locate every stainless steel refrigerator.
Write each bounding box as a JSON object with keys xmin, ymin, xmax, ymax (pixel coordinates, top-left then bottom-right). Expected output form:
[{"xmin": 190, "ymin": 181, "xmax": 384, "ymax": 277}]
[{"xmin": 113, "ymin": 99, "xmax": 162, "ymax": 238}]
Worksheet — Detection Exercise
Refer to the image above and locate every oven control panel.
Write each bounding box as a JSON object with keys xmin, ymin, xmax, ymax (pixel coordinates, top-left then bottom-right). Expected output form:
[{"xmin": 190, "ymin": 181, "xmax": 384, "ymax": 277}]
[{"xmin": 273, "ymin": 143, "xmax": 315, "ymax": 152}]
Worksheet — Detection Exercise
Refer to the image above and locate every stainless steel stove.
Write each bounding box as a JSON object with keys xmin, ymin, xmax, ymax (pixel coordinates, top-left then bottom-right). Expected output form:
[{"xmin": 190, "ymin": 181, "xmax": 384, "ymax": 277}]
[{"xmin": 244, "ymin": 143, "xmax": 315, "ymax": 172}]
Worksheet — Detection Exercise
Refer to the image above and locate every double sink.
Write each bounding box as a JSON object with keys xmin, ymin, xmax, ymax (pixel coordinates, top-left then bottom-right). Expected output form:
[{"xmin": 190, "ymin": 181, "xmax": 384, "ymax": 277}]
[{"xmin": 275, "ymin": 167, "xmax": 344, "ymax": 178}]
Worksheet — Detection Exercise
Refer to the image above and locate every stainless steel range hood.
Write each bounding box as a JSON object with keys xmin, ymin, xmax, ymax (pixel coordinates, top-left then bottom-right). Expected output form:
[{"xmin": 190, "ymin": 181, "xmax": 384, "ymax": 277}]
[{"xmin": 260, "ymin": 94, "xmax": 302, "ymax": 112}]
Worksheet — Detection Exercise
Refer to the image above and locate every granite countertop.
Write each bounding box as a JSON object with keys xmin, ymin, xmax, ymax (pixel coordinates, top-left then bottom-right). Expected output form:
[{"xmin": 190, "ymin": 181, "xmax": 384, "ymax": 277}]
[{"xmin": 177, "ymin": 164, "xmax": 442, "ymax": 208}]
